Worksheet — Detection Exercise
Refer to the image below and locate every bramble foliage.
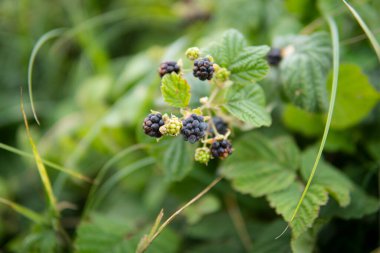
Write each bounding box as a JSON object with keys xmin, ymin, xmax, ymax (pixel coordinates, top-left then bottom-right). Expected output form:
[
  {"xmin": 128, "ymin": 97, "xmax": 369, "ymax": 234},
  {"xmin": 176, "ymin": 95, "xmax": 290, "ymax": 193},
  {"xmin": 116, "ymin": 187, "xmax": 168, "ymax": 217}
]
[{"xmin": 0, "ymin": 0, "xmax": 379, "ymax": 253}]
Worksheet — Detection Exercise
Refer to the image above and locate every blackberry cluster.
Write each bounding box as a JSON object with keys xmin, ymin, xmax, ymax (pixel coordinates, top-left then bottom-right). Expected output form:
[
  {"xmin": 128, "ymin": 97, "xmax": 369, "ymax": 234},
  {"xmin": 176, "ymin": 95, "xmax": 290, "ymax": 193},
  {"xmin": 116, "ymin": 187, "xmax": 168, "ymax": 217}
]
[
  {"xmin": 142, "ymin": 113, "xmax": 165, "ymax": 138},
  {"xmin": 209, "ymin": 117, "xmax": 228, "ymax": 136},
  {"xmin": 193, "ymin": 58, "xmax": 214, "ymax": 81},
  {"xmin": 159, "ymin": 61, "xmax": 180, "ymax": 77},
  {"xmin": 181, "ymin": 114, "xmax": 208, "ymax": 144},
  {"xmin": 267, "ymin": 48, "xmax": 282, "ymax": 66},
  {"xmin": 210, "ymin": 139, "xmax": 233, "ymax": 159}
]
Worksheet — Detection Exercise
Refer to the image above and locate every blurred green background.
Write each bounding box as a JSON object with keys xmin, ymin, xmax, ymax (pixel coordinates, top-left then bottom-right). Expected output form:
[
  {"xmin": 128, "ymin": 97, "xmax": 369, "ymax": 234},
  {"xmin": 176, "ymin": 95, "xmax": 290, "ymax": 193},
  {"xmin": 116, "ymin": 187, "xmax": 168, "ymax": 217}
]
[{"xmin": 0, "ymin": 0, "xmax": 379, "ymax": 252}]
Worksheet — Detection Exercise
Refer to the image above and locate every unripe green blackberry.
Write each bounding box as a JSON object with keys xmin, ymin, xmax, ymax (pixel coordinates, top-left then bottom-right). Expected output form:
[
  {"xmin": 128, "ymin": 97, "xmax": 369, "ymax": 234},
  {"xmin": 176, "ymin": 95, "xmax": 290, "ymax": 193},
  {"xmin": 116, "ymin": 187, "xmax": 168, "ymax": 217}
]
[
  {"xmin": 181, "ymin": 114, "xmax": 208, "ymax": 144},
  {"xmin": 214, "ymin": 66, "xmax": 230, "ymax": 82},
  {"xmin": 143, "ymin": 113, "xmax": 165, "ymax": 138},
  {"xmin": 267, "ymin": 48, "xmax": 282, "ymax": 66},
  {"xmin": 159, "ymin": 116, "xmax": 182, "ymax": 136},
  {"xmin": 194, "ymin": 147, "xmax": 211, "ymax": 165},
  {"xmin": 185, "ymin": 47, "xmax": 200, "ymax": 60},
  {"xmin": 159, "ymin": 61, "xmax": 180, "ymax": 77},
  {"xmin": 210, "ymin": 139, "xmax": 233, "ymax": 159},
  {"xmin": 193, "ymin": 58, "xmax": 214, "ymax": 81}
]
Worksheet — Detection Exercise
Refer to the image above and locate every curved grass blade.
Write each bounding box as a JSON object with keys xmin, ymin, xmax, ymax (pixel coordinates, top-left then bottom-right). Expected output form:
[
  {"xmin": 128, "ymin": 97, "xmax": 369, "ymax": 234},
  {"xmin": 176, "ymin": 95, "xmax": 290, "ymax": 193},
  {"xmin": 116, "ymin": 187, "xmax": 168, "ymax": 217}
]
[
  {"xmin": 82, "ymin": 144, "xmax": 146, "ymax": 216},
  {"xmin": 0, "ymin": 197, "xmax": 45, "ymax": 224},
  {"xmin": 0, "ymin": 142, "xmax": 92, "ymax": 183},
  {"xmin": 28, "ymin": 28, "xmax": 66, "ymax": 125},
  {"xmin": 277, "ymin": 15, "xmax": 340, "ymax": 239},
  {"xmin": 91, "ymin": 157, "xmax": 155, "ymax": 211},
  {"xmin": 21, "ymin": 94, "xmax": 58, "ymax": 216},
  {"xmin": 342, "ymin": 0, "xmax": 380, "ymax": 61}
]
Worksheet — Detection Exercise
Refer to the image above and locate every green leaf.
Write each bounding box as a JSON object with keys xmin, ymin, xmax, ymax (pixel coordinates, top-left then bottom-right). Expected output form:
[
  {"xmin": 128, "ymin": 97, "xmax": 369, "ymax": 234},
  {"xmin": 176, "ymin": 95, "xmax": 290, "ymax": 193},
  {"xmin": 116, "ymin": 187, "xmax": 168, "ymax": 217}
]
[
  {"xmin": 161, "ymin": 73, "xmax": 191, "ymax": 108},
  {"xmin": 267, "ymin": 183, "xmax": 328, "ymax": 239},
  {"xmin": 323, "ymin": 187, "xmax": 379, "ymax": 220},
  {"xmin": 291, "ymin": 219, "xmax": 326, "ymax": 253},
  {"xmin": 183, "ymin": 194, "xmax": 220, "ymax": 224},
  {"xmin": 279, "ymin": 32, "xmax": 332, "ymax": 112},
  {"xmin": 282, "ymin": 104, "xmax": 324, "ymax": 137},
  {"xmin": 221, "ymin": 133, "xmax": 299, "ymax": 197},
  {"xmin": 163, "ymin": 137, "xmax": 195, "ymax": 181},
  {"xmin": 301, "ymin": 147, "xmax": 352, "ymax": 207},
  {"xmin": 250, "ymin": 220, "xmax": 291, "ymax": 253},
  {"xmin": 75, "ymin": 213, "xmax": 180, "ymax": 253},
  {"xmin": 207, "ymin": 29, "xmax": 270, "ymax": 83},
  {"xmin": 327, "ymin": 63, "xmax": 380, "ymax": 129},
  {"xmin": 222, "ymin": 84, "xmax": 271, "ymax": 127}
]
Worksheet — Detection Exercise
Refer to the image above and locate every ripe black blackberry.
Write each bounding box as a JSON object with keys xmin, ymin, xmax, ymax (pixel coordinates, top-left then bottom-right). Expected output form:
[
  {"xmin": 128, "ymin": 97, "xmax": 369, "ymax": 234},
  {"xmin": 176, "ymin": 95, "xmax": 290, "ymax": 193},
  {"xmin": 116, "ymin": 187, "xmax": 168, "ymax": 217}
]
[
  {"xmin": 193, "ymin": 58, "xmax": 214, "ymax": 81},
  {"xmin": 181, "ymin": 114, "xmax": 208, "ymax": 144},
  {"xmin": 267, "ymin": 48, "xmax": 282, "ymax": 66},
  {"xmin": 210, "ymin": 139, "xmax": 233, "ymax": 159},
  {"xmin": 143, "ymin": 113, "xmax": 165, "ymax": 138},
  {"xmin": 158, "ymin": 61, "xmax": 180, "ymax": 78},
  {"xmin": 209, "ymin": 116, "xmax": 228, "ymax": 136}
]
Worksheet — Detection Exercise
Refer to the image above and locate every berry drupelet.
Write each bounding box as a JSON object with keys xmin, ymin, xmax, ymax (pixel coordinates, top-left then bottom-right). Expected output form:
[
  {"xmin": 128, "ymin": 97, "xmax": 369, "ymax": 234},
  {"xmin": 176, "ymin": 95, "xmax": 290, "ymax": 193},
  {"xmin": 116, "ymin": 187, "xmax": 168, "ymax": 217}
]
[
  {"xmin": 193, "ymin": 58, "xmax": 214, "ymax": 81},
  {"xmin": 210, "ymin": 139, "xmax": 233, "ymax": 159},
  {"xmin": 267, "ymin": 48, "xmax": 282, "ymax": 66},
  {"xmin": 181, "ymin": 114, "xmax": 208, "ymax": 144},
  {"xmin": 209, "ymin": 116, "xmax": 228, "ymax": 136},
  {"xmin": 143, "ymin": 113, "xmax": 165, "ymax": 138},
  {"xmin": 158, "ymin": 61, "xmax": 180, "ymax": 78}
]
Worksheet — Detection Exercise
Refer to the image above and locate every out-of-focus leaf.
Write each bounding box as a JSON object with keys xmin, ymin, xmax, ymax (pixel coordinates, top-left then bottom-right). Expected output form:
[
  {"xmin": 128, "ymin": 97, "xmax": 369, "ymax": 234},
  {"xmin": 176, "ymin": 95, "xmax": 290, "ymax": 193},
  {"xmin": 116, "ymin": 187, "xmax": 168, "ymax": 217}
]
[
  {"xmin": 327, "ymin": 64, "xmax": 380, "ymax": 129},
  {"xmin": 163, "ymin": 137, "xmax": 195, "ymax": 181},
  {"xmin": 282, "ymin": 104, "xmax": 324, "ymax": 136},
  {"xmin": 183, "ymin": 194, "xmax": 220, "ymax": 224},
  {"xmin": 277, "ymin": 32, "xmax": 332, "ymax": 112},
  {"xmin": 301, "ymin": 147, "xmax": 352, "ymax": 207}
]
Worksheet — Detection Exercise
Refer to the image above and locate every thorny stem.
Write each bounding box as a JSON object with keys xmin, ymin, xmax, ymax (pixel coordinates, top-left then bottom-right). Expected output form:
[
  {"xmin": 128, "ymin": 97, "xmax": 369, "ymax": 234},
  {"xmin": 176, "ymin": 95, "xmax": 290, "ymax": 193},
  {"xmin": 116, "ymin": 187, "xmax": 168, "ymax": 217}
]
[{"xmin": 139, "ymin": 176, "xmax": 223, "ymax": 252}]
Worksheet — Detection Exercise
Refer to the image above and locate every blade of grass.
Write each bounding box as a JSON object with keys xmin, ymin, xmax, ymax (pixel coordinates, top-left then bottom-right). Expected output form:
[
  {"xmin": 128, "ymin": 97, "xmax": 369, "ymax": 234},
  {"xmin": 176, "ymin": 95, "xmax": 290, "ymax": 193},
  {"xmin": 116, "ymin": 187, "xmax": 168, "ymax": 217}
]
[
  {"xmin": 90, "ymin": 157, "xmax": 155, "ymax": 211},
  {"xmin": 276, "ymin": 15, "xmax": 340, "ymax": 239},
  {"xmin": 21, "ymin": 93, "xmax": 58, "ymax": 216},
  {"xmin": 0, "ymin": 142, "xmax": 92, "ymax": 183},
  {"xmin": 342, "ymin": 0, "xmax": 380, "ymax": 61},
  {"xmin": 28, "ymin": 28, "xmax": 66, "ymax": 125},
  {"xmin": 82, "ymin": 144, "xmax": 146, "ymax": 217},
  {"xmin": 0, "ymin": 197, "xmax": 45, "ymax": 224}
]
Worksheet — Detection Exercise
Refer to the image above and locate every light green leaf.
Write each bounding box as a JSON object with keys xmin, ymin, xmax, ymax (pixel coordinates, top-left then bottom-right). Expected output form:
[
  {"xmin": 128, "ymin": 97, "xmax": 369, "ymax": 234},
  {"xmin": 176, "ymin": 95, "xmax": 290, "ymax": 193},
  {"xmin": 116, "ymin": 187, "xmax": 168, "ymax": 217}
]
[
  {"xmin": 282, "ymin": 104, "xmax": 324, "ymax": 137},
  {"xmin": 161, "ymin": 73, "xmax": 191, "ymax": 108},
  {"xmin": 207, "ymin": 29, "xmax": 270, "ymax": 83},
  {"xmin": 163, "ymin": 137, "xmax": 194, "ymax": 181},
  {"xmin": 221, "ymin": 133, "xmax": 299, "ymax": 197},
  {"xmin": 327, "ymin": 63, "xmax": 380, "ymax": 129},
  {"xmin": 267, "ymin": 183, "xmax": 328, "ymax": 239},
  {"xmin": 301, "ymin": 147, "xmax": 352, "ymax": 207},
  {"xmin": 279, "ymin": 32, "xmax": 332, "ymax": 112},
  {"xmin": 183, "ymin": 194, "xmax": 220, "ymax": 224},
  {"xmin": 223, "ymin": 84, "xmax": 271, "ymax": 127}
]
